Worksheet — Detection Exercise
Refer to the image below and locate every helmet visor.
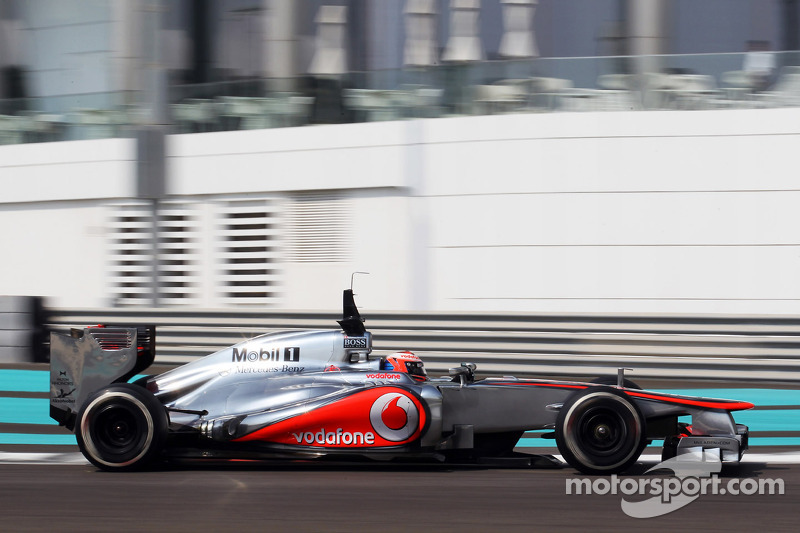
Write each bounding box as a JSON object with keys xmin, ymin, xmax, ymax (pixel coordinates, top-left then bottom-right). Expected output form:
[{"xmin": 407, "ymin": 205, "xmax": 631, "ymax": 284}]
[{"xmin": 404, "ymin": 360, "xmax": 427, "ymax": 379}]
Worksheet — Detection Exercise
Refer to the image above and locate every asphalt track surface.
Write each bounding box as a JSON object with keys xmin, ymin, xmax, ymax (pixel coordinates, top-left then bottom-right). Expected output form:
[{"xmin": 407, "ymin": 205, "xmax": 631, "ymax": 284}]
[{"xmin": 0, "ymin": 451, "xmax": 797, "ymax": 532}]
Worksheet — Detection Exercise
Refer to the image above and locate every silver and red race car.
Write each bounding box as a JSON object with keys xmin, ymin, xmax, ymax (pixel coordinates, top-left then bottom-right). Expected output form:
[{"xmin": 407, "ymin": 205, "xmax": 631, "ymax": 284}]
[{"xmin": 49, "ymin": 290, "xmax": 752, "ymax": 474}]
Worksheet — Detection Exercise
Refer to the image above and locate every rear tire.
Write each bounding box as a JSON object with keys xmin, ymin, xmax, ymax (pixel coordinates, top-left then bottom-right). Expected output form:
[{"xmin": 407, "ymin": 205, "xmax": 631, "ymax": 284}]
[
  {"xmin": 556, "ymin": 386, "xmax": 646, "ymax": 475},
  {"xmin": 76, "ymin": 383, "xmax": 167, "ymax": 471}
]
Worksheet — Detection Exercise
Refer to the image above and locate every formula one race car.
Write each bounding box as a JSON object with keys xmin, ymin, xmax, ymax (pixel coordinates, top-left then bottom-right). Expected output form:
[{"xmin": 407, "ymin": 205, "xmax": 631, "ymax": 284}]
[{"xmin": 49, "ymin": 290, "xmax": 753, "ymax": 474}]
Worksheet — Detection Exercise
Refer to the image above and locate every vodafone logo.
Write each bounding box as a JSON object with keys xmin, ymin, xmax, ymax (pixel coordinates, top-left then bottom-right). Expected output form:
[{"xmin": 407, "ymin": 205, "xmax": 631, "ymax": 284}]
[
  {"xmin": 236, "ymin": 386, "xmax": 425, "ymax": 447},
  {"xmin": 365, "ymin": 373, "xmax": 401, "ymax": 380},
  {"xmin": 369, "ymin": 392, "xmax": 420, "ymax": 442}
]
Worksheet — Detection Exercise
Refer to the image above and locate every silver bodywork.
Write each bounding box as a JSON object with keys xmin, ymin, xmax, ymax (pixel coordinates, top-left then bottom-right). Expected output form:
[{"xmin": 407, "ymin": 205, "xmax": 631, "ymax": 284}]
[{"xmin": 50, "ymin": 292, "xmax": 752, "ymax": 469}]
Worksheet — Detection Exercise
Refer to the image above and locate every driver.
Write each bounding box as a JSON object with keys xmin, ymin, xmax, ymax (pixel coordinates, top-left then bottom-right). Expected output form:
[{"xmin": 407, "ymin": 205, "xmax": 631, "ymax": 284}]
[{"xmin": 380, "ymin": 350, "xmax": 427, "ymax": 382}]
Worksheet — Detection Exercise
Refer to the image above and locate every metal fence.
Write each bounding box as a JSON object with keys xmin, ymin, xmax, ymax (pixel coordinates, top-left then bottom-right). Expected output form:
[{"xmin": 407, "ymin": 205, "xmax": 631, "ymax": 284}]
[{"xmin": 44, "ymin": 307, "xmax": 800, "ymax": 383}]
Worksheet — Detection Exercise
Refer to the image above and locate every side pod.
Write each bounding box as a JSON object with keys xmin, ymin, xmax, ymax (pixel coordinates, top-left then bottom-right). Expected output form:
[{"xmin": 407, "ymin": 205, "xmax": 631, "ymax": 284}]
[{"xmin": 49, "ymin": 326, "xmax": 156, "ymax": 430}]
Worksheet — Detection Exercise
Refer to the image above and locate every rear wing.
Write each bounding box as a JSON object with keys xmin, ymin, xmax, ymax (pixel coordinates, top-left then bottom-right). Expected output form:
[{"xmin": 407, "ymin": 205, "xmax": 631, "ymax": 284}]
[{"xmin": 49, "ymin": 325, "xmax": 156, "ymax": 430}]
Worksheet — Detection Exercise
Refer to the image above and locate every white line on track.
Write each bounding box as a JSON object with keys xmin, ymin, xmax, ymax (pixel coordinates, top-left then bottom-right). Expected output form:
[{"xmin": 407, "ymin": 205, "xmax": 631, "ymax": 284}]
[
  {"xmin": 0, "ymin": 452, "xmax": 89, "ymax": 465},
  {"xmin": 738, "ymin": 452, "xmax": 800, "ymax": 464}
]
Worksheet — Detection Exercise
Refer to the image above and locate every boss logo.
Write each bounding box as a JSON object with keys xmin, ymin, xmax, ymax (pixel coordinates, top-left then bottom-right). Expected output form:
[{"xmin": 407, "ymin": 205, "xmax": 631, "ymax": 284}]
[{"xmin": 344, "ymin": 337, "xmax": 368, "ymax": 349}]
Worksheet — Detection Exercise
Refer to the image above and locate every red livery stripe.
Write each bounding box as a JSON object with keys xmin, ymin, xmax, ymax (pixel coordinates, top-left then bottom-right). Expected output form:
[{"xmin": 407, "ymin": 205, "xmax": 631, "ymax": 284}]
[{"xmin": 626, "ymin": 391, "xmax": 754, "ymax": 411}]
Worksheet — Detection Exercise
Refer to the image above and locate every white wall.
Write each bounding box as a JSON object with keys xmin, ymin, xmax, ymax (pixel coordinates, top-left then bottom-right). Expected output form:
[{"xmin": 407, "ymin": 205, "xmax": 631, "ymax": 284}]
[
  {"xmin": 0, "ymin": 139, "xmax": 136, "ymax": 203},
  {"xmin": 0, "ymin": 138, "xmax": 135, "ymax": 307},
  {"xmin": 0, "ymin": 202, "xmax": 109, "ymax": 306},
  {"xmin": 2, "ymin": 108, "xmax": 800, "ymax": 314},
  {"xmin": 418, "ymin": 109, "xmax": 800, "ymax": 313},
  {"xmin": 167, "ymin": 121, "xmax": 412, "ymax": 195}
]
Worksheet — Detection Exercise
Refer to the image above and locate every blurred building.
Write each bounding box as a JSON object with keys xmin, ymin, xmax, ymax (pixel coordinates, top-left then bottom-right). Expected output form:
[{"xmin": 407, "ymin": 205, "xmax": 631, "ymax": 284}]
[
  {"xmin": 0, "ymin": 0, "xmax": 796, "ymax": 106},
  {"xmin": 3, "ymin": 0, "xmax": 800, "ymax": 316}
]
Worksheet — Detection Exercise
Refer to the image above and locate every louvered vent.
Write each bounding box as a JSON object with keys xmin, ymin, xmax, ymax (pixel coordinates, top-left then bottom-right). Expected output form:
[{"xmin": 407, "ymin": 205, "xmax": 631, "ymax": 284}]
[
  {"xmin": 216, "ymin": 200, "xmax": 282, "ymax": 305},
  {"xmin": 109, "ymin": 203, "xmax": 200, "ymax": 306},
  {"xmin": 157, "ymin": 204, "xmax": 200, "ymax": 305},
  {"xmin": 288, "ymin": 193, "xmax": 350, "ymax": 262},
  {"xmin": 88, "ymin": 328, "xmax": 132, "ymax": 350},
  {"xmin": 109, "ymin": 203, "xmax": 156, "ymax": 306}
]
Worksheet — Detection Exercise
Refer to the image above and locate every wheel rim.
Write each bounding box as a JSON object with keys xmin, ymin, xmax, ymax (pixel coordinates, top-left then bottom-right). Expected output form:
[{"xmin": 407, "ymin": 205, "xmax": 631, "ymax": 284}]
[
  {"xmin": 93, "ymin": 403, "xmax": 145, "ymax": 456},
  {"xmin": 80, "ymin": 392, "xmax": 154, "ymax": 468},
  {"xmin": 575, "ymin": 408, "xmax": 628, "ymax": 457}
]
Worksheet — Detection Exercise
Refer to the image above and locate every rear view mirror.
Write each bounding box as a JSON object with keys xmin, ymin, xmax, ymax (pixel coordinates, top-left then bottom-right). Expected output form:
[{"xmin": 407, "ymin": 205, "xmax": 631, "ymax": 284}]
[{"xmin": 449, "ymin": 362, "xmax": 476, "ymax": 387}]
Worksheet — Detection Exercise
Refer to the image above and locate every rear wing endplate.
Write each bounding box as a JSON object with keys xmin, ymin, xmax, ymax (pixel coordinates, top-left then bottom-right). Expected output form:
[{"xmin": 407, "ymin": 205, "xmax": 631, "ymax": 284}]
[{"xmin": 49, "ymin": 325, "xmax": 155, "ymax": 430}]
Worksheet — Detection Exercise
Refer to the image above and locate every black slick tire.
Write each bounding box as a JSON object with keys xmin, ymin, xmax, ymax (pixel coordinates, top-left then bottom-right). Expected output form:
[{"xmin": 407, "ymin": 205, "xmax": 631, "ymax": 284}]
[
  {"xmin": 555, "ymin": 386, "xmax": 646, "ymax": 475},
  {"xmin": 76, "ymin": 383, "xmax": 167, "ymax": 472}
]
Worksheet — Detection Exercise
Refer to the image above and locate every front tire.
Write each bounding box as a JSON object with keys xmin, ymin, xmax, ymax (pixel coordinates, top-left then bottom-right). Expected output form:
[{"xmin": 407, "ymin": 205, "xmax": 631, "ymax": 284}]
[
  {"xmin": 76, "ymin": 383, "xmax": 167, "ymax": 471},
  {"xmin": 555, "ymin": 386, "xmax": 646, "ymax": 475}
]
